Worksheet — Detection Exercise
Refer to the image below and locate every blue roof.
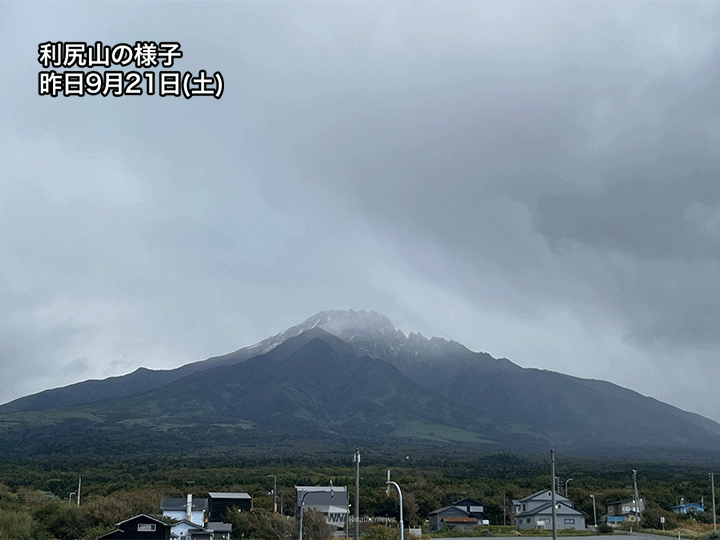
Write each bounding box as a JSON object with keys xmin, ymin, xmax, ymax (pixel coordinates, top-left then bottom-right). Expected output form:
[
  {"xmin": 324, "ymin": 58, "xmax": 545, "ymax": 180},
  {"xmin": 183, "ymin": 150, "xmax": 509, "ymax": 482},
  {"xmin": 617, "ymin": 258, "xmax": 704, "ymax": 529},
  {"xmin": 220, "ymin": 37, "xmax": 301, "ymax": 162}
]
[{"xmin": 672, "ymin": 502, "xmax": 705, "ymax": 511}]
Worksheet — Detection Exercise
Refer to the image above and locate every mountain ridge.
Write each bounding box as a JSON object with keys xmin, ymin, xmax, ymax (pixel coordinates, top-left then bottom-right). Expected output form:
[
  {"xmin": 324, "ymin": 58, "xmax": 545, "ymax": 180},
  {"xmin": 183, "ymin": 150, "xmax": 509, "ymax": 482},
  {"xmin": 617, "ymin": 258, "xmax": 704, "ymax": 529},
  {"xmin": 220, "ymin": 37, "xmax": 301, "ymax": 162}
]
[{"xmin": 1, "ymin": 310, "xmax": 719, "ymax": 459}]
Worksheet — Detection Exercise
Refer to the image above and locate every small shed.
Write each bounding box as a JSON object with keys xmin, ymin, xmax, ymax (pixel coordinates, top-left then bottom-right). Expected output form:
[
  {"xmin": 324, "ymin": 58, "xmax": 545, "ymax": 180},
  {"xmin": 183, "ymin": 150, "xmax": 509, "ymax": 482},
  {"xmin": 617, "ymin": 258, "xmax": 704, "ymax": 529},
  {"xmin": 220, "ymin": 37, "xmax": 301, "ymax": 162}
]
[{"xmin": 208, "ymin": 492, "xmax": 252, "ymax": 520}]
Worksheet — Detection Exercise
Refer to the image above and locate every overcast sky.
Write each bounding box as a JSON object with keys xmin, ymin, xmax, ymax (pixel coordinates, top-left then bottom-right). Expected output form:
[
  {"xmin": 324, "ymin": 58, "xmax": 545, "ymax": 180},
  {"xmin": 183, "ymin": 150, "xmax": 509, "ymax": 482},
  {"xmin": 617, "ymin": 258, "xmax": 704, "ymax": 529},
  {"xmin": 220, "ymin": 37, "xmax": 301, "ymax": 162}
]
[{"xmin": 2, "ymin": 2, "xmax": 720, "ymax": 423}]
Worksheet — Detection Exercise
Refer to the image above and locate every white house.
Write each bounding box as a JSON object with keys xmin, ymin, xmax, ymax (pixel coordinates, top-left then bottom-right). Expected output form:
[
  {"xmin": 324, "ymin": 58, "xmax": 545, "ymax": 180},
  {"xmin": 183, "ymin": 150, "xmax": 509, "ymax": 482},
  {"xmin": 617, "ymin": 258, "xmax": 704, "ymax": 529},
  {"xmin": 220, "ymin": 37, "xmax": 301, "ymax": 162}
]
[
  {"xmin": 512, "ymin": 490, "xmax": 585, "ymax": 530},
  {"xmin": 161, "ymin": 494, "xmax": 208, "ymax": 525}
]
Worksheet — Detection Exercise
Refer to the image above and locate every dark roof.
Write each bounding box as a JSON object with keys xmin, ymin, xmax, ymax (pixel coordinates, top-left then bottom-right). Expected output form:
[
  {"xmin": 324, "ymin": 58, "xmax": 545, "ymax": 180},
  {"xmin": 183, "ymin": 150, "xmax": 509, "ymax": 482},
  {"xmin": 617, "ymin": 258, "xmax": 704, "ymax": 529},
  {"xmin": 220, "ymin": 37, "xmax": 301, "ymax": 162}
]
[
  {"xmin": 453, "ymin": 497, "xmax": 484, "ymax": 507},
  {"xmin": 115, "ymin": 513, "xmax": 168, "ymax": 526},
  {"xmin": 99, "ymin": 514, "xmax": 171, "ymax": 539},
  {"xmin": 207, "ymin": 522, "xmax": 232, "ymax": 532},
  {"xmin": 171, "ymin": 519, "xmax": 205, "ymax": 527},
  {"xmin": 608, "ymin": 497, "xmax": 644, "ymax": 505},
  {"xmin": 295, "ymin": 486, "xmax": 349, "ymax": 506},
  {"xmin": 515, "ymin": 501, "xmax": 584, "ymax": 519},
  {"xmin": 161, "ymin": 498, "xmax": 209, "ymax": 511},
  {"xmin": 515, "ymin": 490, "xmax": 570, "ymax": 503},
  {"xmin": 208, "ymin": 492, "xmax": 251, "ymax": 499},
  {"xmin": 429, "ymin": 506, "xmax": 471, "ymax": 517},
  {"xmin": 98, "ymin": 528, "xmax": 123, "ymax": 539}
]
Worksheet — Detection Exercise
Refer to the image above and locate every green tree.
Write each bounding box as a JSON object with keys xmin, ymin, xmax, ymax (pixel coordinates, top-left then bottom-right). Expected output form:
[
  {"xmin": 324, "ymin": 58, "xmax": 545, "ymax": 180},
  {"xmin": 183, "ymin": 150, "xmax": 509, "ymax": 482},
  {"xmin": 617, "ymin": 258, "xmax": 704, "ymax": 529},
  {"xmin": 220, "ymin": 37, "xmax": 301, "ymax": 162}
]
[
  {"xmin": 641, "ymin": 503, "xmax": 678, "ymax": 530},
  {"xmin": 224, "ymin": 508, "xmax": 272, "ymax": 539},
  {"xmin": 268, "ymin": 513, "xmax": 297, "ymax": 540},
  {"xmin": 81, "ymin": 495, "xmax": 133, "ymax": 531},
  {"xmin": 302, "ymin": 508, "xmax": 333, "ymax": 540},
  {"xmin": 33, "ymin": 503, "xmax": 85, "ymax": 540}
]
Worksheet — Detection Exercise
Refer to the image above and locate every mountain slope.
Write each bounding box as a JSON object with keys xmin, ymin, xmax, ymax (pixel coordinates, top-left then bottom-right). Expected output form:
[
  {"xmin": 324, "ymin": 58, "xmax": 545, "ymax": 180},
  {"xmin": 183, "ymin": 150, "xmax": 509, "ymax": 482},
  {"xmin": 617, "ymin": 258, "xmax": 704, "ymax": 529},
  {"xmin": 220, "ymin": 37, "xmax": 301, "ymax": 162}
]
[
  {"xmin": 445, "ymin": 366, "xmax": 720, "ymax": 451},
  {"xmin": 2, "ymin": 310, "xmax": 720, "ymax": 458},
  {"xmin": 0, "ymin": 329, "xmax": 509, "ymax": 456},
  {"xmin": 98, "ymin": 328, "xmax": 495, "ymax": 440},
  {"xmin": 0, "ymin": 309, "xmax": 514, "ymax": 414}
]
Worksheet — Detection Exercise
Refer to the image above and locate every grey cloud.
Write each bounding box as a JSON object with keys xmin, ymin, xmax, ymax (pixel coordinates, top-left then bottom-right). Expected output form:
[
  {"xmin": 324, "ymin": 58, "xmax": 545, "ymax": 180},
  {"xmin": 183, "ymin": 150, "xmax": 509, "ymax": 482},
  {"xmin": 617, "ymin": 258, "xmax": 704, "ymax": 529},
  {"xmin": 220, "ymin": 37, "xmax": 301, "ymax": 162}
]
[
  {"xmin": 1, "ymin": 2, "xmax": 720, "ymax": 422},
  {"xmin": 60, "ymin": 358, "xmax": 90, "ymax": 377}
]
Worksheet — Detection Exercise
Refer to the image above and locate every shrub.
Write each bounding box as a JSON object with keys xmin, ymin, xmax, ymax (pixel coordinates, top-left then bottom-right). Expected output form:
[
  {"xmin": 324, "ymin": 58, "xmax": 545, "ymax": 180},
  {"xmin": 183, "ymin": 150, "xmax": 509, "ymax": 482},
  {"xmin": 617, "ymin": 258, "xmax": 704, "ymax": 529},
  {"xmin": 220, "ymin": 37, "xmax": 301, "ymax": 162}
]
[
  {"xmin": 302, "ymin": 509, "xmax": 334, "ymax": 540},
  {"xmin": 363, "ymin": 524, "xmax": 400, "ymax": 540},
  {"xmin": 0, "ymin": 510, "xmax": 34, "ymax": 540}
]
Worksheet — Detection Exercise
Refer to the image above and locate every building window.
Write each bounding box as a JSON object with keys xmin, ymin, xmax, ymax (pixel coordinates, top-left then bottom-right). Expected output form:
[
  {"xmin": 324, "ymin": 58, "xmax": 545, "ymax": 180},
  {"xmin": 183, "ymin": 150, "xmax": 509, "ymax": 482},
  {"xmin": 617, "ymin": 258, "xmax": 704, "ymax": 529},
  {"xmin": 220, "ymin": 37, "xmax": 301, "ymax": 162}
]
[
  {"xmin": 138, "ymin": 524, "xmax": 157, "ymax": 532},
  {"xmin": 564, "ymin": 519, "xmax": 575, "ymax": 524},
  {"xmin": 527, "ymin": 519, "xmax": 531, "ymax": 523}
]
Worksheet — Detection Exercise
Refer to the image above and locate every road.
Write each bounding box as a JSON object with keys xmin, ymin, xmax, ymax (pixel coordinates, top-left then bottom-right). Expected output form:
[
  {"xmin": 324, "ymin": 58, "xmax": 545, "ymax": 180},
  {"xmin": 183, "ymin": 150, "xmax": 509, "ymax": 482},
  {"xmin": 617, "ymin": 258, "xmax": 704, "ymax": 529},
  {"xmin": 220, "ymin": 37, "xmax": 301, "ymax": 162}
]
[{"xmin": 440, "ymin": 534, "xmax": 695, "ymax": 540}]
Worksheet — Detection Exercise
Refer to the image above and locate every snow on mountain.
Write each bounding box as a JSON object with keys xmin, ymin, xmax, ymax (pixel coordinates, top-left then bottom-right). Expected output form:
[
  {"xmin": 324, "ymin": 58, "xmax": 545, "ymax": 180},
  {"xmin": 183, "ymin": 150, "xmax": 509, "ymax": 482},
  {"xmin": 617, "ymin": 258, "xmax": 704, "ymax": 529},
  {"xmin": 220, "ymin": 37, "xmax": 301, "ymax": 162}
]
[{"xmin": 230, "ymin": 310, "xmax": 486, "ymax": 374}]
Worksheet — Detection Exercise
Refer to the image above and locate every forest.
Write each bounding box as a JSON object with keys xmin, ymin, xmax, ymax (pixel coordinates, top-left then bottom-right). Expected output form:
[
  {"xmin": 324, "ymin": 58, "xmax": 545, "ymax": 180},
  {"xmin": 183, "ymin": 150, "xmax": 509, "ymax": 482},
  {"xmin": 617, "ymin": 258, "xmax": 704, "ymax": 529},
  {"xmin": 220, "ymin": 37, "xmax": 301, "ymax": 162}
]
[{"xmin": 0, "ymin": 450, "xmax": 718, "ymax": 540}]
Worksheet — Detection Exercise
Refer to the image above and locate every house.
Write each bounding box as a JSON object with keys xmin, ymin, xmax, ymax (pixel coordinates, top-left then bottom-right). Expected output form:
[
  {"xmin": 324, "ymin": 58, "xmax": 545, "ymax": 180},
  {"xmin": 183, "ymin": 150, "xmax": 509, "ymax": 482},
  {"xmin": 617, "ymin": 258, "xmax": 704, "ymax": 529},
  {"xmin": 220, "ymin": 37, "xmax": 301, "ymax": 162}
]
[
  {"xmin": 170, "ymin": 519, "xmax": 213, "ymax": 540},
  {"xmin": 672, "ymin": 500, "xmax": 706, "ymax": 514},
  {"xmin": 428, "ymin": 497, "xmax": 489, "ymax": 531},
  {"xmin": 206, "ymin": 522, "xmax": 232, "ymax": 540},
  {"xmin": 514, "ymin": 501, "xmax": 585, "ymax": 530},
  {"xmin": 208, "ymin": 492, "xmax": 252, "ymax": 520},
  {"xmin": 429, "ymin": 507, "xmax": 479, "ymax": 531},
  {"xmin": 452, "ymin": 497, "xmax": 489, "ymax": 522},
  {"xmin": 296, "ymin": 486, "xmax": 349, "ymax": 533},
  {"xmin": 511, "ymin": 490, "xmax": 584, "ymax": 530},
  {"xmin": 605, "ymin": 497, "xmax": 645, "ymax": 526},
  {"xmin": 169, "ymin": 519, "xmax": 233, "ymax": 540},
  {"xmin": 161, "ymin": 494, "xmax": 208, "ymax": 524},
  {"xmin": 97, "ymin": 514, "xmax": 171, "ymax": 540},
  {"xmin": 512, "ymin": 490, "xmax": 573, "ymax": 522}
]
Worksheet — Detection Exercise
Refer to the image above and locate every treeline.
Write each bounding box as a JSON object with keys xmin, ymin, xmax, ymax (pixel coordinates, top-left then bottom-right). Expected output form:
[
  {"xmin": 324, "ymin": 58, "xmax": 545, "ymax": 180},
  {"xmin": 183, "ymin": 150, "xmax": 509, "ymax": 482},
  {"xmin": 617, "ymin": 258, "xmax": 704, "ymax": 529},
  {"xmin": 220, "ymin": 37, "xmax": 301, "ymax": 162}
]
[{"xmin": 0, "ymin": 451, "xmax": 719, "ymax": 539}]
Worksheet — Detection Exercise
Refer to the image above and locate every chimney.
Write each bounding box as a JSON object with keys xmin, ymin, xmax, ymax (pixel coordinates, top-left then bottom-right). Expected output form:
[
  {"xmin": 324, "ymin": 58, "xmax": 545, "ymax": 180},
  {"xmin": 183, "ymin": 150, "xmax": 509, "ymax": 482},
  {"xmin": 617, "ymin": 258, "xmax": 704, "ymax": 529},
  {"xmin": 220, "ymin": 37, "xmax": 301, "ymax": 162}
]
[{"xmin": 186, "ymin": 494, "xmax": 193, "ymax": 522}]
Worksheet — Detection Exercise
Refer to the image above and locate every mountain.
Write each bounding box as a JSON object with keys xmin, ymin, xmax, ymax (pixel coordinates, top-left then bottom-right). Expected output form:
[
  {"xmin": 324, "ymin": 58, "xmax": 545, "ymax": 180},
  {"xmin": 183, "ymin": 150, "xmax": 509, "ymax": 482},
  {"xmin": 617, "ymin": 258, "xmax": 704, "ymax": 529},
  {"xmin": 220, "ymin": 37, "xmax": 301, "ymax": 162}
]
[
  {"xmin": 117, "ymin": 329, "xmax": 486, "ymax": 439},
  {"xmin": 0, "ymin": 310, "xmax": 513, "ymax": 413},
  {"xmin": 1, "ymin": 309, "xmax": 720, "ymax": 459}
]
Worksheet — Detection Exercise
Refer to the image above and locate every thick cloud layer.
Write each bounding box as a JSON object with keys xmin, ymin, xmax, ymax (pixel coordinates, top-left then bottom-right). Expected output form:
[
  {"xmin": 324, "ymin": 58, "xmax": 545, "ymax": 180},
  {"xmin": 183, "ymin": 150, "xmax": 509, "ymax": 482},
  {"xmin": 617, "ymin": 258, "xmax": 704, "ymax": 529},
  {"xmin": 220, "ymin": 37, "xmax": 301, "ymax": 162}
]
[{"xmin": 1, "ymin": 3, "xmax": 720, "ymax": 422}]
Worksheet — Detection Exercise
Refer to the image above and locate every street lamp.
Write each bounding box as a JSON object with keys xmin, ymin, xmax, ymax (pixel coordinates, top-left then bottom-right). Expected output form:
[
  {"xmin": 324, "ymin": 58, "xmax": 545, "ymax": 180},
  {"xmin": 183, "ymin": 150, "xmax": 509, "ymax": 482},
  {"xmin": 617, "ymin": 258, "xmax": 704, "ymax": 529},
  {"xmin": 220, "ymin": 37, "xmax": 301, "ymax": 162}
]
[
  {"xmin": 589, "ymin": 494, "xmax": 597, "ymax": 529},
  {"xmin": 298, "ymin": 491, "xmax": 324, "ymax": 540},
  {"xmin": 386, "ymin": 470, "xmax": 404, "ymax": 540},
  {"xmin": 565, "ymin": 478, "xmax": 573, "ymax": 498}
]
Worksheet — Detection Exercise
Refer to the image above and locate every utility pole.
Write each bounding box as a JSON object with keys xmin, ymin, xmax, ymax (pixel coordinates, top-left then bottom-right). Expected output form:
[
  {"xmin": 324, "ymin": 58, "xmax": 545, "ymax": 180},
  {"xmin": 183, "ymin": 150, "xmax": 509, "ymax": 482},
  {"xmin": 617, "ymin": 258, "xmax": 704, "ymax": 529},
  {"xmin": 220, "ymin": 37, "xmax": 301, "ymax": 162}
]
[
  {"xmin": 633, "ymin": 469, "xmax": 641, "ymax": 526},
  {"xmin": 711, "ymin": 472, "xmax": 717, "ymax": 533},
  {"xmin": 551, "ymin": 450, "xmax": 557, "ymax": 540},
  {"xmin": 77, "ymin": 476, "xmax": 81, "ymax": 506},
  {"xmin": 589, "ymin": 494, "xmax": 597, "ymax": 529},
  {"xmin": 267, "ymin": 475, "xmax": 277, "ymax": 513},
  {"xmin": 354, "ymin": 449, "xmax": 360, "ymax": 540}
]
